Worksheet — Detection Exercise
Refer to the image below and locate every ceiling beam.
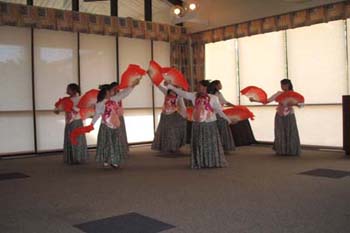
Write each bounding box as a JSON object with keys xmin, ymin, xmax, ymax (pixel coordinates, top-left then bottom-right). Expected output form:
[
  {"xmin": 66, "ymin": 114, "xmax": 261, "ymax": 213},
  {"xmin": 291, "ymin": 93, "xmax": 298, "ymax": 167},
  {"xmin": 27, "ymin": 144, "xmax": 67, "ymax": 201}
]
[{"xmin": 167, "ymin": 0, "xmax": 183, "ymax": 6}]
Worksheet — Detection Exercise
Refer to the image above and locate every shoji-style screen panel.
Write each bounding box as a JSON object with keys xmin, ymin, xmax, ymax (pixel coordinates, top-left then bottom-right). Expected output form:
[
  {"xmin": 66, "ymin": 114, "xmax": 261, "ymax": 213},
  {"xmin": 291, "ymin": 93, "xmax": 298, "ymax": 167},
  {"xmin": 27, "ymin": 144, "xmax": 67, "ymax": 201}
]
[
  {"xmin": 205, "ymin": 39, "xmax": 238, "ymax": 105},
  {"xmin": 153, "ymin": 41, "xmax": 171, "ymax": 108},
  {"xmin": 249, "ymin": 106, "xmax": 342, "ymax": 147},
  {"xmin": 80, "ymin": 33, "xmax": 117, "ymax": 146},
  {"xmin": 34, "ymin": 29, "xmax": 78, "ymax": 110},
  {"xmin": 287, "ymin": 20, "xmax": 347, "ymax": 104},
  {"xmin": 33, "ymin": 29, "xmax": 78, "ymax": 151},
  {"xmin": 80, "ymin": 33, "xmax": 117, "ymax": 92},
  {"xmin": 118, "ymin": 37, "xmax": 152, "ymax": 108},
  {"xmin": 238, "ymin": 31, "xmax": 286, "ymax": 105},
  {"xmin": 0, "ymin": 26, "xmax": 32, "ymax": 111},
  {"xmin": 36, "ymin": 112, "xmax": 65, "ymax": 151},
  {"xmin": 123, "ymin": 109, "xmax": 155, "ymax": 143},
  {"xmin": 0, "ymin": 113, "xmax": 35, "ymax": 154}
]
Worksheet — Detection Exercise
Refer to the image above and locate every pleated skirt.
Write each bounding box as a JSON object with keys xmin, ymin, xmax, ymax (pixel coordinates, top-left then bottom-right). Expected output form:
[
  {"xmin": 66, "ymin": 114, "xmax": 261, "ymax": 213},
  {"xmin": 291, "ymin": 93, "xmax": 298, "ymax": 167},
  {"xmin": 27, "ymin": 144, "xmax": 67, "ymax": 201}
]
[
  {"xmin": 96, "ymin": 123, "xmax": 127, "ymax": 165},
  {"xmin": 274, "ymin": 113, "xmax": 301, "ymax": 156},
  {"xmin": 216, "ymin": 114, "xmax": 236, "ymax": 152},
  {"xmin": 191, "ymin": 121, "xmax": 227, "ymax": 168},
  {"xmin": 63, "ymin": 119, "xmax": 88, "ymax": 164},
  {"xmin": 152, "ymin": 112, "xmax": 187, "ymax": 152},
  {"xmin": 119, "ymin": 116, "xmax": 129, "ymax": 152}
]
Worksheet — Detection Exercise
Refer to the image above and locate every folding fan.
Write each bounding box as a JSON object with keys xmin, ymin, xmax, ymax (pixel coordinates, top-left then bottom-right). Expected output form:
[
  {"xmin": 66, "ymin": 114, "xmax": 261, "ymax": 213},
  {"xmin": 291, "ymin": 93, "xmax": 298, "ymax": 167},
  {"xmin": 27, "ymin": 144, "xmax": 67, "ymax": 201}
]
[
  {"xmin": 148, "ymin": 60, "xmax": 164, "ymax": 86},
  {"xmin": 77, "ymin": 89, "xmax": 99, "ymax": 120},
  {"xmin": 240, "ymin": 86, "xmax": 268, "ymax": 104},
  {"xmin": 223, "ymin": 106, "xmax": 255, "ymax": 123},
  {"xmin": 55, "ymin": 97, "xmax": 73, "ymax": 113},
  {"xmin": 161, "ymin": 67, "xmax": 189, "ymax": 91},
  {"xmin": 70, "ymin": 124, "xmax": 94, "ymax": 145},
  {"xmin": 118, "ymin": 64, "xmax": 146, "ymax": 89},
  {"xmin": 275, "ymin": 91, "xmax": 305, "ymax": 106}
]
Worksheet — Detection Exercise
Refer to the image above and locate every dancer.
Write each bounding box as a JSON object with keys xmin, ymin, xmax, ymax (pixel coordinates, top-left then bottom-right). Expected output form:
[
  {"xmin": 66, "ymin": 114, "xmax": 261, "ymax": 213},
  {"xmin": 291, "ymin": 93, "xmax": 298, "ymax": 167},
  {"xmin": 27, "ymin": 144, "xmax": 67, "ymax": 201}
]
[
  {"xmin": 259, "ymin": 79, "xmax": 301, "ymax": 156},
  {"xmin": 91, "ymin": 81, "xmax": 139, "ymax": 168},
  {"xmin": 208, "ymin": 80, "xmax": 236, "ymax": 152},
  {"xmin": 165, "ymin": 80, "xmax": 232, "ymax": 168},
  {"xmin": 110, "ymin": 82, "xmax": 129, "ymax": 152},
  {"xmin": 54, "ymin": 83, "xmax": 88, "ymax": 164},
  {"xmin": 151, "ymin": 83, "xmax": 187, "ymax": 153}
]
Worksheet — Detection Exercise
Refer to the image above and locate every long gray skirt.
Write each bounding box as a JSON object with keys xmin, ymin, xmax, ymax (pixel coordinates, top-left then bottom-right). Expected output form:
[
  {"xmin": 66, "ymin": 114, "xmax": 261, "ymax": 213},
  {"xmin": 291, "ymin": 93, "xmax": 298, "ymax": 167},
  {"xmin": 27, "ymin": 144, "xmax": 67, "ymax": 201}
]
[
  {"xmin": 152, "ymin": 112, "xmax": 187, "ymax": 152},
  {"xmin": 216, "ymin": 114, "xmax": 236, "ymax": 152},
  {"xmin": 191, "ymin": 121, "xmax": 227, "ymax": 168},
  {"xmin": 96, "ymin": 123, "xmax": 127, "ymax": 165},
  {"xmin": 63, "ymin": 119, "xmax": 88, "ymax": 164},
  {"xmin": 119, "ymin": 116, "xmax": 129, "ymax": 152},
  {"xmin": 274, "ymin": 113, "xmax": 301, "ymax": 156}
]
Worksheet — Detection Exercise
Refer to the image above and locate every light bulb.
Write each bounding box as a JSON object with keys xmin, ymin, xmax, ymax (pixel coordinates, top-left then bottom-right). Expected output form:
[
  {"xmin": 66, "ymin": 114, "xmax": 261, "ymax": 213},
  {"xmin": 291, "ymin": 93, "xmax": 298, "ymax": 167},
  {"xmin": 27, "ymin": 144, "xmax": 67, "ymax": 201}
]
[
  {"xmin": 174, "ymin": 7, "xmax": 181, "ymax": 15},
  {"xmin": 189, "ymin": 3, "xmax": 197, "ymax": 11}
]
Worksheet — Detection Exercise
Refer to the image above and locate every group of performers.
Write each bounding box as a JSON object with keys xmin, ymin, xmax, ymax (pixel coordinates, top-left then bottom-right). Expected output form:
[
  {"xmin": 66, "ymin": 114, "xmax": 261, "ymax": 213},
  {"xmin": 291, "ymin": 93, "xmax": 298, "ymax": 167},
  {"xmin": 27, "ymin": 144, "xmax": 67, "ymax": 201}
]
[{"xmin": 54, "ymin": 63, "xmax": 302, "ymax": 169}]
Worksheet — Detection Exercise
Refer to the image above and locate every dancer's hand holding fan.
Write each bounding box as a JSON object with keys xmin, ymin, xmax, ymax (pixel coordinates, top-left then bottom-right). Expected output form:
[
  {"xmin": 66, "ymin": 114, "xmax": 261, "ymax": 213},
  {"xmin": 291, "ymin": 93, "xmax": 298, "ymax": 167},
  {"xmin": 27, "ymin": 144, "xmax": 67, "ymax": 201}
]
[
  {"xmin": 161, "ymin": 67, "xmax": 189, "ymax": 91},
  {"xmin": 54, "ymin": 97, "xmax": 74, "ymax": 114},
  {"xmin": 77, "ymin": 89, "xmax": 99, "ymax": 120},
  {"xmin": 118, "ymin": 64, "xmax": 146, "ymax": 90},
  {"xmin": 240, "ymin": 86, "xmax": 268, "ymax": 104},
  {"xmin": 223, "ymin": 106, "xmax": 255, "ymax": 124},
  {"xmin": 148, "ymin": 60, "xmax": 164, "ymax": 86}
]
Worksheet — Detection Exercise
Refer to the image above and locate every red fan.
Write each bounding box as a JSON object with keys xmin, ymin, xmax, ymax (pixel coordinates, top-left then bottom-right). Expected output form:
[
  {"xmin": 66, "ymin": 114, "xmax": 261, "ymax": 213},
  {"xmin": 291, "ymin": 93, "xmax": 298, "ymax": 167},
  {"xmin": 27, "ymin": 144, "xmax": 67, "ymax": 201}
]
[
  {"xmin": 186, "ymin": 107, "xmax": 193, "ymax": 121},
  {"xmin": 118, "ymin": 64, "xmax": 146, "ymax": 89},
  {"xmin": 148, "ymin": 60, "xmax": 164, "ymax": 86},
  {"xmin": 275, "ymin": 91, "xmax": 305, "ymax": 106},
  {"xmin": 77, "ymin": 89, "xmax": 99, "ymax": 120},
  {"xmin": 240, "ymin": 86, "xmax": 268, "ymax": 104},
  {"xmin": 162, "ymin": 67, "xmax": 189, "ymax": 91},
  {"xmin": 70, "ymin": 124, "xmax": 94, "ymax": 145},
  {"xmin": 55, "ymin": 97, "xmax": 73, "ymax": 113},
  {"xmin": 223, "ymin": 106, "xmax": 255, "ymax": 123}
]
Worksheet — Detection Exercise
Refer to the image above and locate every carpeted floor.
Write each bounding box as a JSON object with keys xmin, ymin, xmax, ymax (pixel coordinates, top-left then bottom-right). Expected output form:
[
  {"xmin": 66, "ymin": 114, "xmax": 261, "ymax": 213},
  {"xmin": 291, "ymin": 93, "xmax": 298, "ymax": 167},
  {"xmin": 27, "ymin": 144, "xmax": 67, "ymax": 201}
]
[{"xmin": 1, "ymin": 145, "xmax": 350, "ymax": 233}]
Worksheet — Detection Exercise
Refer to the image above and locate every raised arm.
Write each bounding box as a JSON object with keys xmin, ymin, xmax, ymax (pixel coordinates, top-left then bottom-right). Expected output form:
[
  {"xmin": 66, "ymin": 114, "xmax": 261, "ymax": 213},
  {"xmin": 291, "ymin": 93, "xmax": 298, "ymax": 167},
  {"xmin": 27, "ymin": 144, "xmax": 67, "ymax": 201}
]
[
  {"xmin": 156, "ymin": 84, "xmax": 168, "ymax": 95},
  {"xmin": 112, "ymin": 87, "xmax": 134, "ymax": 102},
  {"xmin": 167, "ymin": 84, "xmax": 195, "ymax": 102}
]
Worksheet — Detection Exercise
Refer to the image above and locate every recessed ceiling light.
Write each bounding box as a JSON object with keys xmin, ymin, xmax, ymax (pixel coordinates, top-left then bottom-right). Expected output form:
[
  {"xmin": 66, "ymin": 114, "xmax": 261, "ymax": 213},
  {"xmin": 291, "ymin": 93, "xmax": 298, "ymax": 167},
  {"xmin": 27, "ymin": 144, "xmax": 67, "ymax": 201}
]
[{"xmin": 189, "ymin": 3, "xmax": 197, "ymax": 11}]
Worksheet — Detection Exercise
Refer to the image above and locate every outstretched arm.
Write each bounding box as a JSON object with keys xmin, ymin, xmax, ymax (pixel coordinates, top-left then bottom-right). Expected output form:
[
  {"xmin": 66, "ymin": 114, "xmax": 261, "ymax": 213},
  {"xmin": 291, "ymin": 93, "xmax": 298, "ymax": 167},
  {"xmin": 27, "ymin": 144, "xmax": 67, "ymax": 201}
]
[
  {"xmin": 156, "ymin": 84, "xmax": 168, "ymax": 95},
  {"xmin": 112, "ymin": 87, "xmax": 134, "ymax": 102},
  {"xmin": 218, "ymin": 92, "xmax": 234, "ymax": 107},
  {"xmin": 265, "ymin": 91, "xmax": 282, "ymax": 104},
  {"xmin": 167, "ymin": 84, "xmax": 195, "ymax": 102}
]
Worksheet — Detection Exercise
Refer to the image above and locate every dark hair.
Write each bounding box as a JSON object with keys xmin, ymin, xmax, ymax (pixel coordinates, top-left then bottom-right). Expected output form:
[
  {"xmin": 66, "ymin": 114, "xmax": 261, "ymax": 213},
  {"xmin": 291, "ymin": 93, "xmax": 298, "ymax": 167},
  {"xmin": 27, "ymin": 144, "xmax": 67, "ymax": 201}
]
[
  {"xmin": 67, "ymin": 83, "xmax": 81, "ymax": 95},
  {"xmin": 167, "ymin": 89, "xmax": 177, "ymax": 96},
  {"xmin": 280, "ymin": 79, "xmax": 293, "ymax": 91},
  {"xmin": 208, "ymin": 80, "xmax": 221, "ymax": 94},
  {"xmin": 110, "ymin": 81, "xmax": 119, "ymax": 89},
  {"xmin": 198, "ymin": 80, "xmax": 211, "ymax": 87},
  {"xmin": 97, "ymin": 84, "xmax": 112, "ymax": 103}
]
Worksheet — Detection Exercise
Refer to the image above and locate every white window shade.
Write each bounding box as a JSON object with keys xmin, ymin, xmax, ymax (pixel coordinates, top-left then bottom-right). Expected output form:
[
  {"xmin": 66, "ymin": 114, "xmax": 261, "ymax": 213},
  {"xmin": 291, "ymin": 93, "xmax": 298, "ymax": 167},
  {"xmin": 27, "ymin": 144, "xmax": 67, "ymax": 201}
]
[
  {"xmin": 287, "ymin": 20, "xmax": 347, "ymax": 104},
  {"xmin": 80, "ymin": 33, "xmax": 117, "ymax": 92},
  {"xmin": 124, "ymin": 109, "xmax": 155, "ymax": 143},
  {"xmin": 34, "ymin": 29, "xmax": 78, "ymax": 110},
  {"xmin": 0, "ymin": 26, "xmax": 32, "ymax": 111},
  {"xmin": 0, "ymin": 113, "xmax": 34, "ymax": 154},
  {"xmin": 205, "ymin": 39, "xmax": 238, "ymax": 105},
  {"xmin": 118, "ymin": 37, "xmax": 152, "ymax": 108},
  {"xmin": 238, "ymin": 31, "xmax": 286, "ymax": 105},
  {"xmin": 153, "ymin": 41, "xmax": 171, "ymax": 108}
]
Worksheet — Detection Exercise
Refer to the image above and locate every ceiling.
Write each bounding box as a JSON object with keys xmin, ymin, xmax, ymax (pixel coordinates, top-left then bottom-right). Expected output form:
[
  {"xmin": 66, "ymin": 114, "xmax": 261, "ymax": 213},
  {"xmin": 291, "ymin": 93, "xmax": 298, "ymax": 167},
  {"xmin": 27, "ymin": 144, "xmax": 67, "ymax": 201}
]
[{"xmin": 1, "ymin": 0, "xmax": 346, "ymax": 32}]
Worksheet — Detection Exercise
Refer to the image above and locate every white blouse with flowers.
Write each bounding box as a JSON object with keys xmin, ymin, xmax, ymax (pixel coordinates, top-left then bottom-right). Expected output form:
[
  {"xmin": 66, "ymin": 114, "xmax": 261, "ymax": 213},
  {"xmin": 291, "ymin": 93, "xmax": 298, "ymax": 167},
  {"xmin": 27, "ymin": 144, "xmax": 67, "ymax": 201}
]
[
  {"xmin": 91, "ymin": 87, "xmax": 133, "ymax": 129},
  {"xmin": 168, "ymin": 84, "xmax": 231, "ymax": 123}
]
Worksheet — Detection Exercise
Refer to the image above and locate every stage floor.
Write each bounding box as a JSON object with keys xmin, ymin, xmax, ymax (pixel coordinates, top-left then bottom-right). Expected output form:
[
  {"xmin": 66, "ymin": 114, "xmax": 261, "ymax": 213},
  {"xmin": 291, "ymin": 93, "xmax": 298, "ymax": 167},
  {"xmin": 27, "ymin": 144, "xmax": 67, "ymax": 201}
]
[{"xmin": 1, "ymin": 145, "xmax": 350, "ymax": 233}]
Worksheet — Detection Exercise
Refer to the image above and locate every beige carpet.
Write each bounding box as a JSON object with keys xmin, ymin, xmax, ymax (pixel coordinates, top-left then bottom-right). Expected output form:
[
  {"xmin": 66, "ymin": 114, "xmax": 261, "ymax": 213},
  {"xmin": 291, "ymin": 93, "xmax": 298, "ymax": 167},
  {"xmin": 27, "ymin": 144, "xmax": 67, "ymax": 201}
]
[{"xmin": 1, "ymin": 145, "xmax": 350, "ymax": 233}]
